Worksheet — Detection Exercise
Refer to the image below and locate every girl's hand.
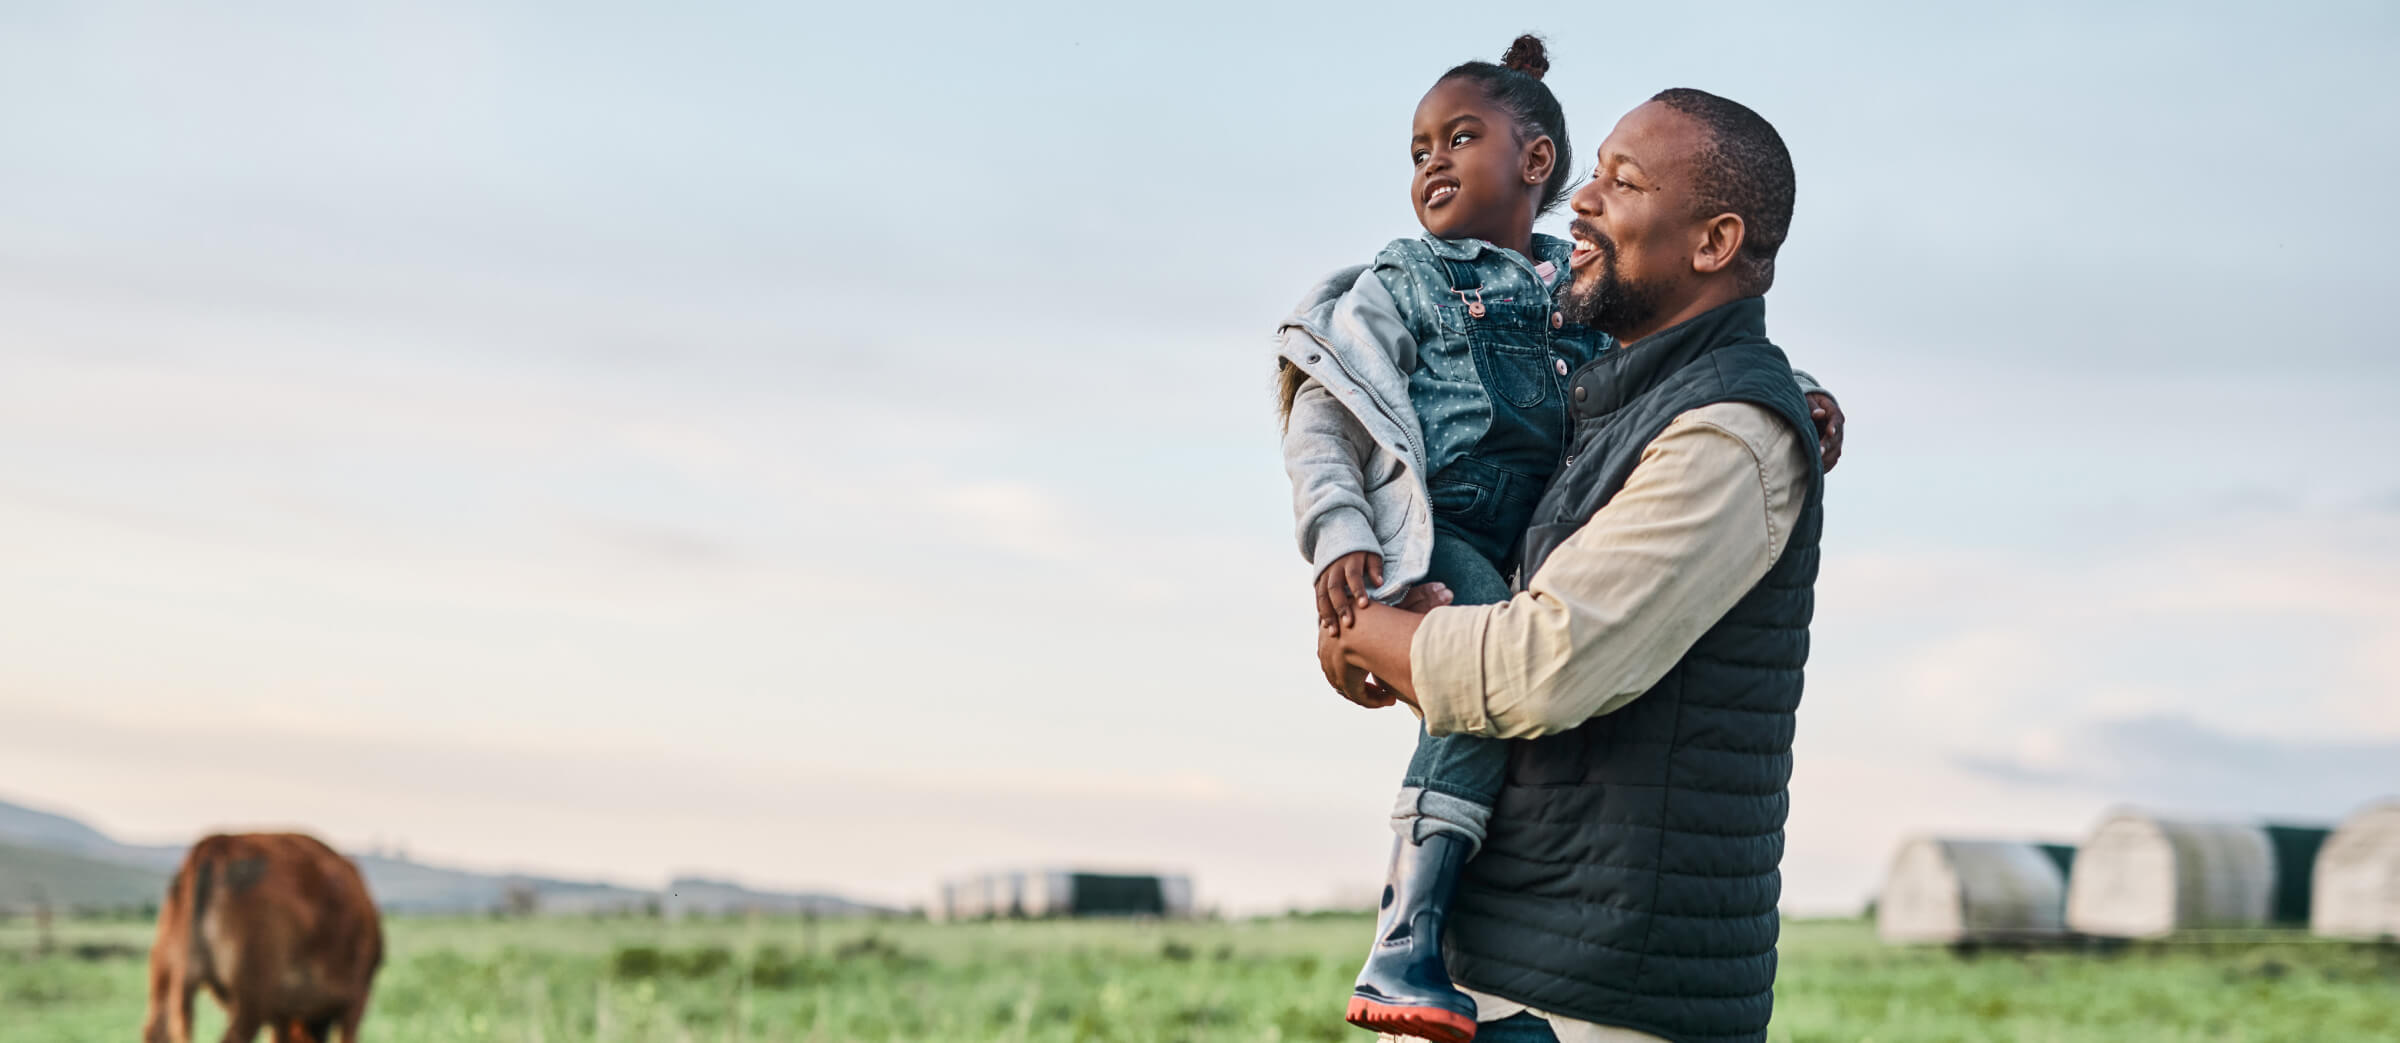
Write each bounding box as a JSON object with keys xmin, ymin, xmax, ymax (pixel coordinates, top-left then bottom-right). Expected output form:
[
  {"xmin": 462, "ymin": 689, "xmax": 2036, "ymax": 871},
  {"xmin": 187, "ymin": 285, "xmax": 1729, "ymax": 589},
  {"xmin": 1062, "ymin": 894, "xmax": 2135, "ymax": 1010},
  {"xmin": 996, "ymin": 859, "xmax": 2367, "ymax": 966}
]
[
  {"xmin": 1315, "ymin": 551, "xmax": 1384, "ymax": 632},
  {"xmin": 1806, "ymin": 391, "xmax": 1845, "ymax": 473},
  {"xmin": 1396, "ymin": 583, "xmax": 1455, "ymax": 614}
]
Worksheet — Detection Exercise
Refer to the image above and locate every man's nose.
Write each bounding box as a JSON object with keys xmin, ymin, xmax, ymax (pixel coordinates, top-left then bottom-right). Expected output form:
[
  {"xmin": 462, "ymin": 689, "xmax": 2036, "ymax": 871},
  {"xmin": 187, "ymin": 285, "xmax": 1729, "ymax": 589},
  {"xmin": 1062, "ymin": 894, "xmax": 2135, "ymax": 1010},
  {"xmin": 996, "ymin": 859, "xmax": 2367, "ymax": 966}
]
[{"xmin": 1569, "ymin": 178, "xmax": 1603, "ymax": 218}]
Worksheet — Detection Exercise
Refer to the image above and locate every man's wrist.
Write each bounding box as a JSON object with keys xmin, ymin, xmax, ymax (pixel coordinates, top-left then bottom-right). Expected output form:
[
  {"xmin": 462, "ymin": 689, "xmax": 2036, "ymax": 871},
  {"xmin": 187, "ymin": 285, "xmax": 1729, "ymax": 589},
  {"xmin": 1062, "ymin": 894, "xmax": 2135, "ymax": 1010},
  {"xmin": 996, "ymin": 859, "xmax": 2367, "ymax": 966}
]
[
  {"xmin": 1410, "ymin": 602, "xmax": 1495, "ymax": 737},
  {"xmin": 1343, "ymin": 602, "xmax": 1422, "ymax": 701}
]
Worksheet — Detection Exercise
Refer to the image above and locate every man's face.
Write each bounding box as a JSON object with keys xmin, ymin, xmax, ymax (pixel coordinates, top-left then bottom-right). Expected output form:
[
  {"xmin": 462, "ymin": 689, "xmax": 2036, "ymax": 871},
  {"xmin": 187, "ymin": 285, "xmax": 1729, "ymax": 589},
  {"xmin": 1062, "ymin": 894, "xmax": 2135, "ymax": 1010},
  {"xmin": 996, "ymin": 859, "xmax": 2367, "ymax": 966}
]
[{"xmin": 1558, "ymin": 101, "xmax": 1708, "ymax": 341}]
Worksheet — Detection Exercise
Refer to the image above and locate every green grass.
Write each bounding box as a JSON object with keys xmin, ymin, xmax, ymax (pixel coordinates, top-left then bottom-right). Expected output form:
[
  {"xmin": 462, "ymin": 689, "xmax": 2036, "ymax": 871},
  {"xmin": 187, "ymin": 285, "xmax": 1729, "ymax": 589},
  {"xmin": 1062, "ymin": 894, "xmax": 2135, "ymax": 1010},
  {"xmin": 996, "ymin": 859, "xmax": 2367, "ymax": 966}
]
[{"xmin": 4, "ymin": 916, "xmax": 2395, "ymax": 1042}]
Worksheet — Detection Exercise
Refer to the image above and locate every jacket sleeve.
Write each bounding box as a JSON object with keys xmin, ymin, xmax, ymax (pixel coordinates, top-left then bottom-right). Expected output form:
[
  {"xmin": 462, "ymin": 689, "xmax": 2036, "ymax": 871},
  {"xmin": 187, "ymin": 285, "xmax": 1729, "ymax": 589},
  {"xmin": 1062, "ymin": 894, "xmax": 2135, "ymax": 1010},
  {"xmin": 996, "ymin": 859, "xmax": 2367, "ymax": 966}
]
[
  {"xmin": 1792, "ymin": 368, "xmax": 1831, "ymax": 400},
  {"xmin": 1282, "ymin": 373, "xmax": 1383, "ymax": 579}
]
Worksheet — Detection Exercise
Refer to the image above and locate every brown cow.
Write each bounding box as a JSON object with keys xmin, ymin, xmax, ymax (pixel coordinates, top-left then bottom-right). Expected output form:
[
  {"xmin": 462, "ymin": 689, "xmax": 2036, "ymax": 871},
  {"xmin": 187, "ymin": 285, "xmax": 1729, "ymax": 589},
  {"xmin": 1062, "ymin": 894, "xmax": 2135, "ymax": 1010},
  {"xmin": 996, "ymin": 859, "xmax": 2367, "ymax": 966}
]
[{"xmin": 143, "ymin": 833, "xmax": 384, "ymax": 1043}]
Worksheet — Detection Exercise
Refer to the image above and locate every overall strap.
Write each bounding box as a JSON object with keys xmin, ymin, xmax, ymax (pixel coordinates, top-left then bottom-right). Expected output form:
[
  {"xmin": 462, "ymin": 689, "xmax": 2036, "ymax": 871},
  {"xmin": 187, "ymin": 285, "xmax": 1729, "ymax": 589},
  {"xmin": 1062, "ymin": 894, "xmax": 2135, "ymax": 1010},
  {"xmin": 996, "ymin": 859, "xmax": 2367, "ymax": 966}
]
[
  {"xmin": 1438, "ymin": 256, "xmax": 1488, "ymax": 318},
  {"xmin": 1438, "ymin": 256, "xmax": 1483, "ymax": 292}
]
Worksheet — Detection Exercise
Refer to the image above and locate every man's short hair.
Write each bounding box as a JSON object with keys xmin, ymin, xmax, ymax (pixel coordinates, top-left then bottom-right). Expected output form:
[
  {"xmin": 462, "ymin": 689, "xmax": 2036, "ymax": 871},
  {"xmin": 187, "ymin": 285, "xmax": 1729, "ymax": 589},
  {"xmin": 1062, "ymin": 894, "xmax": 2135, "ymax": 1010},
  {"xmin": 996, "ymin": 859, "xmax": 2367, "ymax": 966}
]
[{"xmin": 1650, "ymin": 88, "xmax": 1794, "ymax": 295}]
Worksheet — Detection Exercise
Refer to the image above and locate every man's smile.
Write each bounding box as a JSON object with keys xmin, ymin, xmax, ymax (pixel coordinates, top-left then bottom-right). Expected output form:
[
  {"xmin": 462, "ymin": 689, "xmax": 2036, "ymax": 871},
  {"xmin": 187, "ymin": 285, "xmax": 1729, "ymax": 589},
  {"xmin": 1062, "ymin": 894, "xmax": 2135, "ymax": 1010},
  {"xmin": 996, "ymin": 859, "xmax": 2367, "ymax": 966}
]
[
  {"xmin": 1566, "ymin": 219, "xmax": 1608, "ymax": 270},
  {"xmin": 1568, "ymin": 233, "xmax": 1602, "ymax": 269}
]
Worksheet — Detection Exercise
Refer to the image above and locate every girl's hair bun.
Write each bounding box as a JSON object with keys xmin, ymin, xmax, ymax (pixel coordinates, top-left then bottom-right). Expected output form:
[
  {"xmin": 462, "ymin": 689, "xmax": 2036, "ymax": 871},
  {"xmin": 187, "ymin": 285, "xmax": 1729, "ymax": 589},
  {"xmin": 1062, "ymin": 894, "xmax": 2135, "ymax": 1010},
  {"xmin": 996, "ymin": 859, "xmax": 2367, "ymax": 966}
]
[{"xmin": 1501, "ymin": 34, "xmax": 1550, "ymax": 80}]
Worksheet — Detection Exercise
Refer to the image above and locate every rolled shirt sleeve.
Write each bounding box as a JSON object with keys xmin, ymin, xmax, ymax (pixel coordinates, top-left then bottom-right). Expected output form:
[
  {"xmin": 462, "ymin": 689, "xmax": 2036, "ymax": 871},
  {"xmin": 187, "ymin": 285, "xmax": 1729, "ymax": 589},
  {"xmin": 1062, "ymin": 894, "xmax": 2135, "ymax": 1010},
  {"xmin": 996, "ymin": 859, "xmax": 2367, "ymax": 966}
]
[{"xmin": 1410, "ymin": 401, "xmax": 1814, "ymax": 739}]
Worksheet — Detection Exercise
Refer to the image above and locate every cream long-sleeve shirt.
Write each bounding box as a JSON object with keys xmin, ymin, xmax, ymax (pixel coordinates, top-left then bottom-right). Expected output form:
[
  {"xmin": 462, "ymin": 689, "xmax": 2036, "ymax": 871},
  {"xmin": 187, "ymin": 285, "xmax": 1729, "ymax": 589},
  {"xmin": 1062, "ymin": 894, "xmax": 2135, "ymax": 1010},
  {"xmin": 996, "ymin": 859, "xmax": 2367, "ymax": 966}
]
[
  {"xmin": 1399, "ymin": 399, "xmax": 1812, "ymax": 1042},
  {"xmin": 1410, "ymin": 399, "xmax": 1815, "ymax": 740}
]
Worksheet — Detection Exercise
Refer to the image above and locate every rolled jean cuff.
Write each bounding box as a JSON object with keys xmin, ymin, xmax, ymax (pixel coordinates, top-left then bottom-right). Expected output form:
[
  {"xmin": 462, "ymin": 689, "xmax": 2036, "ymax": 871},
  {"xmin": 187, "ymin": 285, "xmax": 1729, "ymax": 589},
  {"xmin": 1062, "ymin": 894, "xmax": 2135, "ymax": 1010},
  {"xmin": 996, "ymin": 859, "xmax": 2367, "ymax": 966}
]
[{"xmin": 1390, "ymin": 785, "xmax": 1490, "ymax": 856}]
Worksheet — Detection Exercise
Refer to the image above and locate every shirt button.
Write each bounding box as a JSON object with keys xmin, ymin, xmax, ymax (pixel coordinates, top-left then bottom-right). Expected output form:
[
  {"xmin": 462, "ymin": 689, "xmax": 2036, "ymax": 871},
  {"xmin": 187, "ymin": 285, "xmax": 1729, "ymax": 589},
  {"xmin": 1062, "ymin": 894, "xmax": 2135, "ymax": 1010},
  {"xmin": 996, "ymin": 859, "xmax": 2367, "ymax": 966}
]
[
  {"xmin": 1554, "ymin": 358, "xmax": 1569, "ymax": 376},
  {"xmin": 1564, "ymin": 454, "xmax": 1576, "ymax": 467},
  {"xmin": 1551, "ymin": 312, "xmax": 1563, "ymax": 329},
  {"xmin": 1574, "ymin": 385, "xmax": 1588, "ymax": 402}
]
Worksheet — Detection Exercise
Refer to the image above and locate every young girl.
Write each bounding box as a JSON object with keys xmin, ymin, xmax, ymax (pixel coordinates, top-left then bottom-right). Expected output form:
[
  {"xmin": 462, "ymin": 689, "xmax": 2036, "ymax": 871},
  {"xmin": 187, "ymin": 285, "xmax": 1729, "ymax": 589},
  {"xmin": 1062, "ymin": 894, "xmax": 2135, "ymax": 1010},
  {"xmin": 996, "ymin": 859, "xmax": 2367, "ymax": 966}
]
[{"xmin": 1274, "ymin": 37, "xmax": 1831, "ymax": 1043}]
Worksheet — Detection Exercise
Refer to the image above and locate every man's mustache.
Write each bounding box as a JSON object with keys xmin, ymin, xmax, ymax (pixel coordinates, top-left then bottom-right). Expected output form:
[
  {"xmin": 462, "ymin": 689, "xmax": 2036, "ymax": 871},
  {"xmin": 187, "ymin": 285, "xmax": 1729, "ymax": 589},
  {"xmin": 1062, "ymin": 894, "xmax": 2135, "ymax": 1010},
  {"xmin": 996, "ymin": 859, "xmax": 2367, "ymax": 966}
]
[{"xmin": 1568, "ymin": 219, "xmax": 1612, "ymax": 254}]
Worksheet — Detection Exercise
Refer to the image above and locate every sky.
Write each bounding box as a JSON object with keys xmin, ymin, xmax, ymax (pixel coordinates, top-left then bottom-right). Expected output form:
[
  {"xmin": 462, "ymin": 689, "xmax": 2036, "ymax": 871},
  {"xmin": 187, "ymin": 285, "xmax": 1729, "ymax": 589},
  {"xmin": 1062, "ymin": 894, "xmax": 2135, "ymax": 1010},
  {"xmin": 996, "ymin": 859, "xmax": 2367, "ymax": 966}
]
[{"xmin": 2, "ymin": 1, "xmax": 2396, "ymax": 915}]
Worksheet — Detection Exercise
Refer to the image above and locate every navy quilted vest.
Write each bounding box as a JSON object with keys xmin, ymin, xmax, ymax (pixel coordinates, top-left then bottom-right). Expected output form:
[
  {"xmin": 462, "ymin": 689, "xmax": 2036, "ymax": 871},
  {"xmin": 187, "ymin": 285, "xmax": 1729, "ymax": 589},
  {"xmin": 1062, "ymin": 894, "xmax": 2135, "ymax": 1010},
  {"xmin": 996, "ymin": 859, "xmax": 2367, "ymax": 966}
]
[{"xmin": 1445, "ymin": 297, "xmax": 1824, "ymax": 1043}]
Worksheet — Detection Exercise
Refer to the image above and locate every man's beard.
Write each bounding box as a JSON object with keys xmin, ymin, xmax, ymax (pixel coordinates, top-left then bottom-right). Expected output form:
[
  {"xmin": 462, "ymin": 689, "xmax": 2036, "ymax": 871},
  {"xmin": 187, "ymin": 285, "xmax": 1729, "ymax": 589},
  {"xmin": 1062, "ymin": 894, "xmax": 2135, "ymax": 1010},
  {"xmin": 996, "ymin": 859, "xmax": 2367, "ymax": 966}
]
[{"xmin": 1559, "ymin": 223, "xmax": 1668, "ymax": 339}]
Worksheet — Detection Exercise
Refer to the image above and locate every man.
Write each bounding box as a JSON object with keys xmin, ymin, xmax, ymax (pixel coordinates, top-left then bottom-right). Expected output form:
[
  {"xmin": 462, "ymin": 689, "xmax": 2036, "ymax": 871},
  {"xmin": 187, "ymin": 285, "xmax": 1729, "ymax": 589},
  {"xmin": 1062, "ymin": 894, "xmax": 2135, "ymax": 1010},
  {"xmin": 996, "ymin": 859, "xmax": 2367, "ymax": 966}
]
[{"xmin": 1320, "ymin": 89, "xmax": 1825, "ymax": 1043}]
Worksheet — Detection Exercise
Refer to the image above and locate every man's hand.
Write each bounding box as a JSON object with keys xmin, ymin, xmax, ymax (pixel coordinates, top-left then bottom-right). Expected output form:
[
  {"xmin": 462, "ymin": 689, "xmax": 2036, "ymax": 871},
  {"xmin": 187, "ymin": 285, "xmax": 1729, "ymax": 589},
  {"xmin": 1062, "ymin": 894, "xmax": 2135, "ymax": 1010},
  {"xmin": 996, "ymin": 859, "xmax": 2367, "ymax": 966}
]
[
  {"xmin": 1319, "ymin": 583, "xmax": 1449, "ymax": 708},
  {"xmin": 1316, "ymin": 598, "xmax": 1431, "ymax": 710},
  {"xmin": 1315, "ymin": 550, "xmax": 1383, "ymax": 630},
  {"xmin": 1806, "ymin": 391, "xmax": 1845, "ymax": 473},
  {"xmin": 1317, "ymin": 621, "xmax": 1393, "ymax": 708}
]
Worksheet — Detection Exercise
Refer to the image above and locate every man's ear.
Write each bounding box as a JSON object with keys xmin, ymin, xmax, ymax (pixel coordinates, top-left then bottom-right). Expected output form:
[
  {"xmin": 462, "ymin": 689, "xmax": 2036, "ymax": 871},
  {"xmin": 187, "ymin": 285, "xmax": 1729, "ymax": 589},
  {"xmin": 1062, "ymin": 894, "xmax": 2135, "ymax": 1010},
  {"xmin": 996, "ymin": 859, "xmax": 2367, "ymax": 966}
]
[
  {"xmin": 1521, "ymin": 135, "xmax": 1556, "ymax": 192},
  {"xmin": 1692, "ymin": 213, "xmax": 1747, "ymax": 276}
]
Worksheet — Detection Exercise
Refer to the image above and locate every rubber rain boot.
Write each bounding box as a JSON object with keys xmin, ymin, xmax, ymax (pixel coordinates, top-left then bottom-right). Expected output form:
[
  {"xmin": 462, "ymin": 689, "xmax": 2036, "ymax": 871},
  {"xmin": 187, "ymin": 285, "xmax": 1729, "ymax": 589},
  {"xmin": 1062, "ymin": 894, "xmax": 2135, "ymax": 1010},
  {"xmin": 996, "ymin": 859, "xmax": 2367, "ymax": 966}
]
[{"xmin": 1345, "ymin": 830, "xmax": 1477, "ymax": 1043}]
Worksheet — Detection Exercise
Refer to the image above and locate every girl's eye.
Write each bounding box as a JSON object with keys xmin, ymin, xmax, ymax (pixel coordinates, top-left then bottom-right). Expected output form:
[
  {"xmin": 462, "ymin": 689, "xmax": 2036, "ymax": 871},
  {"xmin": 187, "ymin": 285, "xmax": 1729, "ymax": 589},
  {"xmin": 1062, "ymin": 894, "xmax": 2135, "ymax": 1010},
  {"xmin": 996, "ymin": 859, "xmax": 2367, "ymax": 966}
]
[
  {"xmin": 1412, "ymin": 150, "xmax": 1429, "ymax": 165},
  {"xmin": 1451, "ymin": 132, "xmax": 1473, "ymax": 149}
]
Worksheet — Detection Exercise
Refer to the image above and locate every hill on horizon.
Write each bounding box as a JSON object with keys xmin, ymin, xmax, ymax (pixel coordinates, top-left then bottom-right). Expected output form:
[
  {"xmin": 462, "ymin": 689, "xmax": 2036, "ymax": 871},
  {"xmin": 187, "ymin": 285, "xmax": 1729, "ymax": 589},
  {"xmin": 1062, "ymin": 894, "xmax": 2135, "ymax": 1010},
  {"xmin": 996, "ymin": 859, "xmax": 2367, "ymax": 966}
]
[
  {"xmin": 0, "ymin": 840, "xmax": 169, "ymax": 914},
  {"xmin": 0, "ymin": 793, "xmax": 890, "ymax": 918}
]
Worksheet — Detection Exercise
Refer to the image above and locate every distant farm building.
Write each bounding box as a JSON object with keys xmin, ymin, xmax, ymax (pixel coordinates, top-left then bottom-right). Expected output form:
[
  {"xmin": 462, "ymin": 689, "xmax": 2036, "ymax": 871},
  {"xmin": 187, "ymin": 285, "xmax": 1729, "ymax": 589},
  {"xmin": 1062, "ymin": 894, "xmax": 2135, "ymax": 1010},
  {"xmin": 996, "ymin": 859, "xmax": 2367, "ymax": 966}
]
[
  {"xmin": 663, "ymin": 876, "xmax": 889, "ymax": 920},
  {"xmin": 1876, "ymin": 836, "xmax": 2075, "ymax": 944},
  {"xmin": 934, "ymin": 869, "xmax": 1193, "ymax": 920},
  {"xmin": 2065, "ymin": 810, "xmax": 2329, "ymax": 938},
  {"xmin": 2312, "ymin": 799, "xmax": 2400, "ymax": 940}
]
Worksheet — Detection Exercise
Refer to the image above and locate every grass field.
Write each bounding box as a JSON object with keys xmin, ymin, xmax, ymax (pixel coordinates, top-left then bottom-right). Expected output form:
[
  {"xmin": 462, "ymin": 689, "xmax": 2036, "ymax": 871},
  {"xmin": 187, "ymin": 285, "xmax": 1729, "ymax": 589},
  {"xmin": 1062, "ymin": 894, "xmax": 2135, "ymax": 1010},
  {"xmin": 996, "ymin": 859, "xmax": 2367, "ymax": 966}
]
[{"xmin": 4, "ymin": 915, "xmax": 2395, "ymax": 1042}]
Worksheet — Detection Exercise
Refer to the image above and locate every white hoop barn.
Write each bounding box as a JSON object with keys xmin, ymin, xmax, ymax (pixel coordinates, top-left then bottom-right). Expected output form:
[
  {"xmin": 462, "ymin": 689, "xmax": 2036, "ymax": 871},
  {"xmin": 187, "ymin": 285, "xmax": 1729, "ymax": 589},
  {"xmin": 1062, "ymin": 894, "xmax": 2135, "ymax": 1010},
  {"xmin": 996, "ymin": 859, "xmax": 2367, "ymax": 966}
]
[
  {"xmin": 1876, "ymin": 836, "xmax": 2074, "ymax": 944},
  {"xmin": 2064, "ymin": 810, "xmax": 2328, "ymax": 938},
  {"xmin": 2311, "ymin": 799, "xmax": 2400, "ymax": 940}
]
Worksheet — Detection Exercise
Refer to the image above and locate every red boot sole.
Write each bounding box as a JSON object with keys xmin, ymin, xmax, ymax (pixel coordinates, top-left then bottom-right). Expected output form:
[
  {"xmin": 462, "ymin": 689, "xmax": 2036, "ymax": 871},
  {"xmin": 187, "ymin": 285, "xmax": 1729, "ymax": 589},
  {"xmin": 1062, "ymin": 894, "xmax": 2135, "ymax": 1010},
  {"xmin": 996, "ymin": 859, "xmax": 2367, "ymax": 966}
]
[{"xmin": 1345, "ymin": 996, "xmax": 1477, "ymax": 1043}]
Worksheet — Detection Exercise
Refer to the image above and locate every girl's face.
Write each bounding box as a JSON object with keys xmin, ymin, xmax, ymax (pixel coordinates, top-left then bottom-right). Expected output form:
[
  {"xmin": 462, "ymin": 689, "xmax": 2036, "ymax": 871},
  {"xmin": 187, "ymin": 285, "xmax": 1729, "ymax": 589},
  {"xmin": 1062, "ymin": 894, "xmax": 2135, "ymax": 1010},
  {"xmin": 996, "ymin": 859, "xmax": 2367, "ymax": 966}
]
[{"xmin": 1409, "ymin": 77, "xmax": 1549, "ymax": 243}]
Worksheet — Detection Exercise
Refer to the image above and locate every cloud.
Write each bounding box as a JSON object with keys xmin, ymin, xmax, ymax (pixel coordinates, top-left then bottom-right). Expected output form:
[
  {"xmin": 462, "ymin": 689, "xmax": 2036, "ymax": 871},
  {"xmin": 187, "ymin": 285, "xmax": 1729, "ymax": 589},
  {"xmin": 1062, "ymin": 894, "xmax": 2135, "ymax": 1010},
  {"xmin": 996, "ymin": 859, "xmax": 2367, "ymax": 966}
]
[
  {"xmin": 1816, "ymin": 503, "xmax": 2400, "ymax": 740},
  {"xmin": 921, "ymin": 479, "xmax": 1081, "ymax": 561},
  {"xmin": 1956, "ymin": 714, "xmax": 2399, "ymax": 822},
  {"xmin": 0, "ymin": 699, "xmax": 1392, "ymax": 913},
  {"xmin": 573, "ymin": 518, "xmax": 740, "ymax": 569},
  {"xmin": 4, "ymin": 2, "xmax": 2398, "ymax": 921},
  {"xmin": 1773, "ymin": 504, "xmax": 2400, "ymax": 909}
]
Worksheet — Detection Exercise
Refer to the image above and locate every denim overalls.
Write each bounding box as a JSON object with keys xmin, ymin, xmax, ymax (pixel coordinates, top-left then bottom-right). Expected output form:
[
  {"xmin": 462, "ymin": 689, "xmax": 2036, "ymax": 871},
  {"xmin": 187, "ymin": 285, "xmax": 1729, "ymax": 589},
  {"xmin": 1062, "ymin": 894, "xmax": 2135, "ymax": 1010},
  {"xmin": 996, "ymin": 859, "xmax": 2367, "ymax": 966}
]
[{"xmin": 1373, "ymin": 233, "xmax": 1609, "ymax": 817}]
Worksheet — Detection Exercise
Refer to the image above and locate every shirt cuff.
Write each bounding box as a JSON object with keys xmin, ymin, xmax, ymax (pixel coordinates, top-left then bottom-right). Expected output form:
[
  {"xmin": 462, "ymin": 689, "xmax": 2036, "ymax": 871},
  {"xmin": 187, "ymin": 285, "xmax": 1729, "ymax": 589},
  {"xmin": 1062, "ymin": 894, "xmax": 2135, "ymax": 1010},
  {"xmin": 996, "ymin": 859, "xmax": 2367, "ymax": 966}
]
[
  {"xmin": 1409, "ymin": 603, "xmax": 1494, "ymax": 737},
  {"xmin": 1307, "ymin": 506, "xmax": 1381, "ymax": 579}
]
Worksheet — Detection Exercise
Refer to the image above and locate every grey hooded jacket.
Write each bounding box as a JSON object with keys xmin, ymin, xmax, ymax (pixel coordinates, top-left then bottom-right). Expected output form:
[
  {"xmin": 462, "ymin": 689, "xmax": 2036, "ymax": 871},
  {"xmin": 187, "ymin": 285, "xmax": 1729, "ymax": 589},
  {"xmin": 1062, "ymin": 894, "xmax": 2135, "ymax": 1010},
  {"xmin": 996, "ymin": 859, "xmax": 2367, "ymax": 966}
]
[{"xmin": 1276, "ymin": 264, "xmax": 1433, "ymax": 603}]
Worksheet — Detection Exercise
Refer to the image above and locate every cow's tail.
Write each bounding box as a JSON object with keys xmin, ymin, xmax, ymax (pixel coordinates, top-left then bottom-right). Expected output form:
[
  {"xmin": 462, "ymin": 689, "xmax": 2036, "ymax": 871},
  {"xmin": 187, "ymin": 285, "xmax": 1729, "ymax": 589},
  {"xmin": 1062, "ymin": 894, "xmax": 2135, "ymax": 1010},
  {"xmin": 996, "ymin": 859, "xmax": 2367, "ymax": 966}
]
[{"xmin": 179, "ymin": 835, "xmax": 248, "ymax": 972}]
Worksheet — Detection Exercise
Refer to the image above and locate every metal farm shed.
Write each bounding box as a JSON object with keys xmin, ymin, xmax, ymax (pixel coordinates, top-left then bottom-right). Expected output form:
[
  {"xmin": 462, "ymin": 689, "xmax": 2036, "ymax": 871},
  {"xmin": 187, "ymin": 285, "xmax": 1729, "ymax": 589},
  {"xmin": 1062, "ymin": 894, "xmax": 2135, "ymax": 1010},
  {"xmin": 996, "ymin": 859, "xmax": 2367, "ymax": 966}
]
[
  {"xmin": 2312, "ymin": 799, "xmax": 2400, "ymax": 940},
  {"xmin": 1876, "ymin": 836, "xmax": 2075, "ymax": 944},
  {"xmin": 934, "ymin": 868, "xmax": 1193, "ymax": 920},
  {"xmin": 2064, "ymin": 810, "xmax": 2329, "ymax": 938}
]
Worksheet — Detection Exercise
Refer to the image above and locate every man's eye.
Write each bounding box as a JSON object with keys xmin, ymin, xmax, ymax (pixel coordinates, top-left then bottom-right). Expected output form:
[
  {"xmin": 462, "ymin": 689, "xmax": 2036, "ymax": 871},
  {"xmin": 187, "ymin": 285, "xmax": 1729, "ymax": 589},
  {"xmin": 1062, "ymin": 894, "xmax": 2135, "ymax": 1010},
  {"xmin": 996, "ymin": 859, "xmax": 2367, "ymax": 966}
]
[
  {"xmin": 1615, "ymin": 177, "xmax": 1636, "ymax": 190},
  {"xmin": 1451, "ymin": 132, "xmax": 1473, "ymax": 148}
]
